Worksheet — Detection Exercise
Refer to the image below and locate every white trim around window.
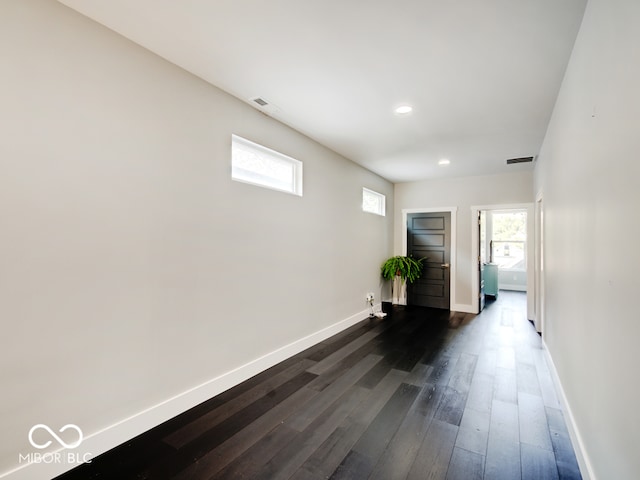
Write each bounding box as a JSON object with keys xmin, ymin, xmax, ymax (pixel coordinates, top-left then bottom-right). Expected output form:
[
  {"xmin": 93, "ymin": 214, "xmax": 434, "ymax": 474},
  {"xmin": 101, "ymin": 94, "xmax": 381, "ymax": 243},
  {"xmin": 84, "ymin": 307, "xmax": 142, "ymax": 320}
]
[
  {"xmin": 362, "ymin": 188, "xmax": 386, "ymax": 216},
  {"xmin": 231, "ymin": 134, "xmax": 303, "ymax": 196}
]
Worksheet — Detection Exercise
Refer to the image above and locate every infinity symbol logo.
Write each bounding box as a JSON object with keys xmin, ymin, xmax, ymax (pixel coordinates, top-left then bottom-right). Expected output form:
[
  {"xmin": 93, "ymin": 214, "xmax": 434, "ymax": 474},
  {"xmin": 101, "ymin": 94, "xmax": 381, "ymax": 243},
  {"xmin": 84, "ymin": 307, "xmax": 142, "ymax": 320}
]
[{"xmin": 28, "ymin": 424, "xmax": 83, "ymax": 450}]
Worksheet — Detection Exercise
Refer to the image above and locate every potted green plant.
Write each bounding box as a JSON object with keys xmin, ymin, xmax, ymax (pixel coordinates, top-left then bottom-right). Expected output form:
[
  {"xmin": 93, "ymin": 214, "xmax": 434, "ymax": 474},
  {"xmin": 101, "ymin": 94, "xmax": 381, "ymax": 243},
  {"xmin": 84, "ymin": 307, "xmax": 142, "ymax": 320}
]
[{"xmin": 381, "ymin": 255, "xmax": 425, "ymax": 305}]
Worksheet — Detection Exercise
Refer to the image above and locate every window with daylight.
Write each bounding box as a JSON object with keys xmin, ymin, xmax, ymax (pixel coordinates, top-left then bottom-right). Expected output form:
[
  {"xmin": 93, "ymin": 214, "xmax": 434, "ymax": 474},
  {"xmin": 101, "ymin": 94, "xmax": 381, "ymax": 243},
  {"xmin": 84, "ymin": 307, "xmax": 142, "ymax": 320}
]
[
  {"xmin": 362, "ymin": 188, "xmax": 386, "ymax": 216},
  {"xmin": 491, "ymin": 210, "xmax": 527, "ymax": 270},
  {"xmin": 231, "ymin": 134, "xmax": 303, "ymax": 196}
]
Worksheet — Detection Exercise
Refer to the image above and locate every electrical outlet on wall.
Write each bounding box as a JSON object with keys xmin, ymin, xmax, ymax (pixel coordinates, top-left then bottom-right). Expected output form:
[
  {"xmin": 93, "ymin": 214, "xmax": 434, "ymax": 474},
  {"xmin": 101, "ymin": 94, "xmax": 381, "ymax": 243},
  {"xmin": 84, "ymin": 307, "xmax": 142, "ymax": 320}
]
[{"xmin": 366, "ymin": 292, "xmax": 375, "ymax": 303}]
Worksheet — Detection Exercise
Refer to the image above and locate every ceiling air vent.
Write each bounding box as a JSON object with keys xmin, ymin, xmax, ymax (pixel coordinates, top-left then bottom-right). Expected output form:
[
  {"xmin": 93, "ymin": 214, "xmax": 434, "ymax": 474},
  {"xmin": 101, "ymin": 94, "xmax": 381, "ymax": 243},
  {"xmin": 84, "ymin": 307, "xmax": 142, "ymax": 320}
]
[
  {"xmin": 252, "ymin": 97, "xmax": 269, "ymax": 107},
  {"xmin": 248, "ymin": 97, "xmax": 281, "ymax": 117},
  {"xmin": 506, "ymin": 156, "xmax": 535, "ymax": 165}
]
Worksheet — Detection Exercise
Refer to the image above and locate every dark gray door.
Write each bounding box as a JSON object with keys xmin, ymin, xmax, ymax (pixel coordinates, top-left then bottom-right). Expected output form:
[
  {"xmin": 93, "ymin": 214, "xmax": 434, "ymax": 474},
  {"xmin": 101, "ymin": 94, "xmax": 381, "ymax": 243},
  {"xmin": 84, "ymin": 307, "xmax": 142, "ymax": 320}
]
[{"xmin": 407, "ymin": 212, "xmax": 451, "ymax": 309}]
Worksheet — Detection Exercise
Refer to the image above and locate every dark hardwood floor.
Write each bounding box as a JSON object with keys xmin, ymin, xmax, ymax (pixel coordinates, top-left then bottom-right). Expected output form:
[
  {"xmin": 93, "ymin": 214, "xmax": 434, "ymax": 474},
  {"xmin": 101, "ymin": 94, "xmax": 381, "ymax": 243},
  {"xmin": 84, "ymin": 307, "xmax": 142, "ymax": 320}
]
[{"xmin": 57, "ymin": 291, "xmax": 582, "ymax": 480}]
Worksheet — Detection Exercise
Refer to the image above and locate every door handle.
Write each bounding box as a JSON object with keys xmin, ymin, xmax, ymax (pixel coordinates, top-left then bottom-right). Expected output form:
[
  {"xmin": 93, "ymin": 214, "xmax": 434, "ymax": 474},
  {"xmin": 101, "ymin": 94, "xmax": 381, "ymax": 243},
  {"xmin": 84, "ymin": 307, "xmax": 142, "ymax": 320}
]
[{"xmin": 441, "ymin": 263, "xmax": 450, "ymax": 269}]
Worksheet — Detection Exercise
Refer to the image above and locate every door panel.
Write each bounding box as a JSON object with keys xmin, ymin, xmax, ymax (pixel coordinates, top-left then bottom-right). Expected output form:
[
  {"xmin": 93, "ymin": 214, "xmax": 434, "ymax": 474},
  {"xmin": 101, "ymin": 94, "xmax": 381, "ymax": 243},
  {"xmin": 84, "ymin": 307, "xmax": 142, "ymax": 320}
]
[
  {"xmin": 412, "ymin": 217, "xmax": 445, "ymax": 230},
  {"xmin": 413, "ymin": 234, "xmax": 444, "ymax": 247},
  {"xmin": 424, "ymin": 268, "xmax": 444, "ymax": 281},
  {"xmin": 407, "ymin": 212, "xmax": 451, "ymax": 309}
]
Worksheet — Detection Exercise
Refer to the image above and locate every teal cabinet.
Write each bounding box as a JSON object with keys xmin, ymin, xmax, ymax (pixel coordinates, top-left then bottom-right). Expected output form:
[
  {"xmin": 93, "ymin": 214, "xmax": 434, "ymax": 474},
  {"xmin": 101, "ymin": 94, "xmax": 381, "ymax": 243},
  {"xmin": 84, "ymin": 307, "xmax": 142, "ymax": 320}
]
[{"xmin": 484, "ymin": 263, "xmax": 499, "ymax": 297}]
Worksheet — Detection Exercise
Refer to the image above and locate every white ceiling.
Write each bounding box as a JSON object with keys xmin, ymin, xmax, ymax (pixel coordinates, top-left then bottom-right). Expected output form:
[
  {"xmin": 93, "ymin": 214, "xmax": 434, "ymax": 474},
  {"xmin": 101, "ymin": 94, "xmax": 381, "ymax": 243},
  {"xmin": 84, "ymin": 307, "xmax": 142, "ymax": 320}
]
[{"xmin": 57, "ymin": 0, "xmax": 587, "ymax": 183}]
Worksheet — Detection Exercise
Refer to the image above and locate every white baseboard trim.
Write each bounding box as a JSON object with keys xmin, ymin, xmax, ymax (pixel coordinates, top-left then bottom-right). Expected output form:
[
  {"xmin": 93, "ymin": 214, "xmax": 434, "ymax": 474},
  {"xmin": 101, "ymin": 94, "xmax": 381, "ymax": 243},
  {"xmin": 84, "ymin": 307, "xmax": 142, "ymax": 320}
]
[
  {"xmin": 379, "ymin": 300, "xmax": 475, "ymax": 314},
  {"xmin": 542, "ymin": 340, "xmax": 596, "ymax": 480},
  {"xmin": 452, "ymin": 303, "xmax": 475, "ymax": 314},
  {"xmin": 0, "ymin": 306, "xmax": 373, "ymax": 480}
]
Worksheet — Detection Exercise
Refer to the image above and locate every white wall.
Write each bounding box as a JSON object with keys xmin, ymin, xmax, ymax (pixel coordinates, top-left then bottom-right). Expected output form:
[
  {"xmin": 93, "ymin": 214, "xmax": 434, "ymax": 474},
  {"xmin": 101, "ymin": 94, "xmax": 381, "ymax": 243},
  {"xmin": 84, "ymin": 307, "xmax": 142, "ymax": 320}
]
[
  {"xmin": 394, "ymin": 171, "xmax": 534, "ymax": 311},
  {"xmin": 497, "ymin": 270, "xmax": 527, "ymax": 291},
  {"xmin": 534, "ymin": 0, "xmax": 640, "ymax": 478},
  {"xmin": 0, "ymin": 0, "xmax": 393, "ymax": 477}
]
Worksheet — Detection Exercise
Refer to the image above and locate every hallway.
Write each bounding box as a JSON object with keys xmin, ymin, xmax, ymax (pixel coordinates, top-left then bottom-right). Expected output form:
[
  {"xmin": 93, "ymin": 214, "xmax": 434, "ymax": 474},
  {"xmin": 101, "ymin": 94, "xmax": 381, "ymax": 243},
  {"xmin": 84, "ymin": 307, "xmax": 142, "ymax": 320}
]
[{"xmin": 58, "ymin": 291, "xmax": 581, "ymax": 479}]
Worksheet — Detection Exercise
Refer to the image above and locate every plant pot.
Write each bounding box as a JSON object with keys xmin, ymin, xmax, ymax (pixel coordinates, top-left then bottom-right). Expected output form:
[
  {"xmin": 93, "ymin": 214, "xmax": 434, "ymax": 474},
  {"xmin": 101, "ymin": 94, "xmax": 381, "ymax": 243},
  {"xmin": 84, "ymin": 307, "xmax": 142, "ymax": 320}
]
[{"xmin": 392, "ymin": 275, "xmax": 407, "ymax": 305}]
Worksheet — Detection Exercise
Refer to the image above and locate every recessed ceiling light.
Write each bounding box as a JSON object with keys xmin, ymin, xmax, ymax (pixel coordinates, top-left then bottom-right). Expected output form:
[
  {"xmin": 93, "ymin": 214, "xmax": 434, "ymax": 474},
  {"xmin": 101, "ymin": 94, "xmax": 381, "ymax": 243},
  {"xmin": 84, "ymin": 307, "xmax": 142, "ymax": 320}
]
[
  {"xmin": 394, "ymin": 105, "xmax": 413, "ymax": 115},
  {"xmin": 438, "ymin": 159, "xmax": 450, "ymax": 166}
]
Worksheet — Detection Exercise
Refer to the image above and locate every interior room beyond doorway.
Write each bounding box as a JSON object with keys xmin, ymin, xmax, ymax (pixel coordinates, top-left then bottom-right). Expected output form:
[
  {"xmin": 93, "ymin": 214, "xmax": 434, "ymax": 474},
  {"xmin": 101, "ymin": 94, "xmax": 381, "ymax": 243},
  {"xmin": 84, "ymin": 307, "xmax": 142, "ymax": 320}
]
[
  {"xmin": 482, "ymin": 209, "xmax": 528, "ymax": 293},
  {"xmin": 471, "ymin": 204, "xmax": 535, "ymax": 322}
]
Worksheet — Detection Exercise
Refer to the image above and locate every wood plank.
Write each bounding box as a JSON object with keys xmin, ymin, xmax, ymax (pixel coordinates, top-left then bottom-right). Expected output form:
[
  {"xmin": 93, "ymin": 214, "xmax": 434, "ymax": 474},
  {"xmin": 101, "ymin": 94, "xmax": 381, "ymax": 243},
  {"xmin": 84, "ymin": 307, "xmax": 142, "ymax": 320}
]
[
  {"xmin": 361, "ymin": 319, "xmax": 429, "ymax": 380},
  {"xmin": 406, "ymin": 419, "xmax": 457, "ymax": 480},
  {"xmin": 259, "ymin": 386, "xmax": 370, "ymax": 480},
  {"xmin": 496, "ymin": 346, "xmax": 516, "ymax": 370},
  {"xmin": 521, "ymin": 443, "xmax": 560, "ymax": 480},
  {"xmin": 165, "ymin": 358, "xmax": 316, "ymax": 448},
  {"xmin": 306, "ymin": 340, "xmax": 379, "ymax": 392},
  {"xmin": 455, "ymin": 406, "xmax": 490, "ymax": 455},
  {"xmin": 515, "ymin": 343, "xmax": 535, "ymax": 365},
  {"xmin": 307, "ymin": 325, "xmax": 388, "ymax": 375},
  {"xmin": 427, "ymin": 354, "xmax": 459, "ymax": 387},
  {"xmin": 355, "ymin": 348, "xmax": 405, "ymax": 389},
  {"xmin": 475, "ymin": 349, "xmax": 497, "ymax": 376},
  {"xmin": 172, "ymin": 378, "xmax": 319, "ymax": 479},
  {"xmin": 493, "ymin": 366, "xmax": 518, "ymax": 404},
  {"xmin": 418, "ymin": 331, "xmax": 449, "ymax": 366},
  {"xmin": 490, "ymin": 399, "xmax": 520, "ymax": 443},
  {"xmin": 210, "ymin": 423, "xmax": 299, "ymax": 479},
  {"xmin": 306, "ymin": 321, "xmax": 376, "ymax": 361},
  {"xmin": 141, "ymin": 371, "xmax": 317, "ymax": 479},
  {"xmin": 414, "ymin": 382, "xmax": 447, "ymax": 422},
  {"xmin": 485, "ymin": 399, "xmax": 522, "ymax": 480},
  {"xmin": 448, "ymin": 352, "xmax": 478, "ymax": 394},
  {"xmin": 465, "ymin": 371, "xmax": 495, "ymax": 413},
  {"xmin": 518, "ymin": 392, "xmax": 553, "ymax": 451},
  {"xmin": 394, "ymin": 343, "xmax": 431, "ymax": 372},
  {"xmin": 54, "ymin": 435, "xmax": 175, "ymax": 480},
  {"xmin": 329, "ymin": 450, "xmax": 372, "ymax": 480},
  {"xmin": 368, "ymin": 382, "xmax": 444, "ymax": 480},
  {"xmin": 532, "ymin": 348, "xmax": 562, "ymax": 409},
  {"xmin": 546, "ymin": 407, "xmax": 582, "ymax": 480},
  {"xmin": 486, "ymin": 435, "xmax": 522, "ymax": 480},
  {"xmin": 336, "ymin": 382, "xmax": 420, "ymax": 477},
  {"xmin": 434, "ymin": 385, "xmax": 467, "ymax": 426},
  {"xmin": 226, "ymin": 385, "xmax": 369, "ymax": 480},
  {"xmin": 404, "ymin": 363, "xmax": 434, "ymax": 387},
  {"xmin": 289, "ymin": 466, "xmax": 324, "ymax": 480},
  {"xmin": 445, "ymin": 447, "xmax": 484, "ymax": 480},
  {"xmin": 295, "ymin": 369, "xmax": 409, "ymax": 480},
  {"xmin": 287, "ymin": 354, "xmax": 382, "ymax": 431},
  {"xmin": 516, "ymin": 361, "xmax": 542, "ymax": 396},
  {"xmin": 501, "ymin": 307, "xmax": 515, "ymax": 327}
]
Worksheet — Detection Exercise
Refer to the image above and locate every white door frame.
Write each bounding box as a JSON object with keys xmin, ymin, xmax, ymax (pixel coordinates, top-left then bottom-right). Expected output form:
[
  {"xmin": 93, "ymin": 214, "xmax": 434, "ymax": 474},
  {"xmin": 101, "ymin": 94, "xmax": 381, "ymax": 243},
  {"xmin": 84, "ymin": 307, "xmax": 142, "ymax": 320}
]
[
  {"xmin": 402, "ymin": 207, "xmax": 459, "ymax": 311},
  {"xmin": 534, "ymin": 191, "xmax": 544, "ymax": 334},
  {"xmin": 470, "ymin": 203, "xmax": 535, "ymax": 319}
]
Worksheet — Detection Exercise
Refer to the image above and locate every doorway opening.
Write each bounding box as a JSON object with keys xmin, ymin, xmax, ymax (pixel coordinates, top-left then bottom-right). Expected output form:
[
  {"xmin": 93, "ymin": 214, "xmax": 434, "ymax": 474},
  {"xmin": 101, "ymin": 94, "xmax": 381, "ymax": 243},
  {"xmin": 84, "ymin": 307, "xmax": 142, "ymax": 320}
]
[
  {"xmin": 485, "ymin": 209, "xmax": 528, "ymax": 291},
  {"xmin": 471, "ymin": 203, "xmax": 535, "ymax": 321}
]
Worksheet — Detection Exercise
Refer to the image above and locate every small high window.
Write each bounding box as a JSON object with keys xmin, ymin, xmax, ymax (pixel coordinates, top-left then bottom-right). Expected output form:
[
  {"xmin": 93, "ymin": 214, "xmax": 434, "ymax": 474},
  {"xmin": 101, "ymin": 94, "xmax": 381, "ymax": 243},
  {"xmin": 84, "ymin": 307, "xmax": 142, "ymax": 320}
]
[
  {"xmin": 232, "ymin": 135, "xmax": 303, "ymax": 196},
  {"xmin": 362, "ymin": 188, "xmax": 385, "ymax": 216}
]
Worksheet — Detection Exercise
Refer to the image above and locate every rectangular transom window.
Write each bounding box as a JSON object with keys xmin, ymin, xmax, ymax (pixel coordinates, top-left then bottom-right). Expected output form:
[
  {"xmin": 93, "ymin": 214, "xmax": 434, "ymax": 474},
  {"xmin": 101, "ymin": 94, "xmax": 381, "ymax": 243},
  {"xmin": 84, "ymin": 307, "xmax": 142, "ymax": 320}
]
[
  {"xmin": 232, "ymin": 134, "xmax": 303, "ymax": 196},
  {"xmin": 362, "ymin": 188, "xmax": 385, "ymax": 216}
]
